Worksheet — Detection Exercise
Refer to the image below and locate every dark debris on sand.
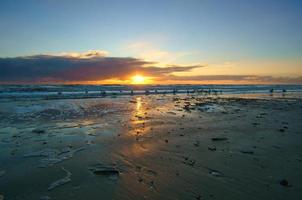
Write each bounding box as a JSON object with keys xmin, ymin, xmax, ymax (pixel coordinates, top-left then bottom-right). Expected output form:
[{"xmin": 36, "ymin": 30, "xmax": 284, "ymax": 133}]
[
  {"xmin": 211, "ymin": 137, "xmax": 228, "ymax": 141},
  {"xmin": 279, "ymin": 179, "xmax": 292, "ymax": 187},
  {"xmin": 89, "ymin": 163, "xmax": 120, "ymax": 178}
]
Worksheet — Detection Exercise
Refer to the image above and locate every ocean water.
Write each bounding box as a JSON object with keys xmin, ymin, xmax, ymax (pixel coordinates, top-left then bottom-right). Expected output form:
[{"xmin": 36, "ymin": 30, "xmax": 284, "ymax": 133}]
[{"xmin": 0, "ymin": 84, "xmax": 302, "ymax": 99}]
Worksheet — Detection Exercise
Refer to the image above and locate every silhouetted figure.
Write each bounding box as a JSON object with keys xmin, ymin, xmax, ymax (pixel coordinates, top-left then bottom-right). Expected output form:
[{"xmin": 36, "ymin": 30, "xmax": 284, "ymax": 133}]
[{"xmin": 282, "ymin": 89, "xmax": 286, "ymax": 97}]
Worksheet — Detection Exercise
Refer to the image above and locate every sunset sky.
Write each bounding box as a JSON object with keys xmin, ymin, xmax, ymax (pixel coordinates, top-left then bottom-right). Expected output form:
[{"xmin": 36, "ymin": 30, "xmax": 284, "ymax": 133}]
[{"xmin": 0, "ymin": 0, "xmax": 301, "ymax": 84}]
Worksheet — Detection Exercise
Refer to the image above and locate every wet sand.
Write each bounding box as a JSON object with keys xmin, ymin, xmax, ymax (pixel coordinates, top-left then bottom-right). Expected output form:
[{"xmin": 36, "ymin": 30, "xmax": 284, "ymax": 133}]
[{"xmin": 0, "ymin": 94, "xmax": 302, "ymax": 200}]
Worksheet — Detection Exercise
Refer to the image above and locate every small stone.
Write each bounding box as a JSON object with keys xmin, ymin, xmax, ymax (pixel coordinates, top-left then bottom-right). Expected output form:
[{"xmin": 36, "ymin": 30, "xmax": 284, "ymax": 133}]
[
  {"xmin": 90, "ymin": 165, "xmax": 119, "ymax": 177},
  {"xmin": 209, "ymin": 170, "xmax": 223, "ymax": 177},
  {"xmin": 240, "ymin": 150, "xmax": 254, "ymax": 154},
  {"xmin": 195, "ymin": 195, "xmax": 202, "ymax": 200},
  {"xmin": 280, "ymin": 179, "xmax": 291, "ymax": 187},
  {"xmin": 138, "ymin": 176, "xmax": 143, "ymax": 183},
  {"xmin": 149, "ymin": 180, "xmax": 155, "ymax": 188},
  {"xmin": 211, "ymin": 137, "xmax": 228, "ymax": 141},
  {"xmin": 0, "ymin": 194, "xmax": 4, "ymax": 200},
  {"xmin": 183, "ymin": 159, "xmax": 196, "ymax": 166},
  {"xmin": 208, "ymin": 146, "xmax": 216, "ymax": 151},
  {"xmin": 32, "ymin": 129, "xmax": 45, "ymax": 134}
]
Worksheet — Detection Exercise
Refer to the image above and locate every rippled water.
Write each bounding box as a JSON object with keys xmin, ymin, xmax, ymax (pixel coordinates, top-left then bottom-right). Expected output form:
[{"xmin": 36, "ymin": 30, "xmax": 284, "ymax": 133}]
[{"xmin": 0, "ymin": 84, "xmax": 301, "ymax": 99}]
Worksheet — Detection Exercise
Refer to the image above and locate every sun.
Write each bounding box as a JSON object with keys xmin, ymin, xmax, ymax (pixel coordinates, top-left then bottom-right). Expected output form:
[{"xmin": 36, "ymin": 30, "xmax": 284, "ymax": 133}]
[{"xmin": 131, "ymin": 75, "xmax": 147, "ymax": 84}]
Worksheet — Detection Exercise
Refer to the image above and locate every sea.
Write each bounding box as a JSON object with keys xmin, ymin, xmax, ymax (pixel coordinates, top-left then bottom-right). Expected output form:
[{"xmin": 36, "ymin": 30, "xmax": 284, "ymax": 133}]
[{"xmin": 0, "ymin": 84, "xmax": 302, "ymax": 99}]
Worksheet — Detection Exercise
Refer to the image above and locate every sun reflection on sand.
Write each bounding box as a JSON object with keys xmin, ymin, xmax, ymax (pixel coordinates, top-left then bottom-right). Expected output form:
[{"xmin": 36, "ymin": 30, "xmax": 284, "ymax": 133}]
[
  {"xmin": 136, "ymin": 97, "xmax": 142, "ymax": 112},
  {"xmin": 131, "ymin": 97, "xmax": 147, "ymax": 134},
  {"xmin": 123, "ymin": 96, "xmax": 171, "ymax": 157}
]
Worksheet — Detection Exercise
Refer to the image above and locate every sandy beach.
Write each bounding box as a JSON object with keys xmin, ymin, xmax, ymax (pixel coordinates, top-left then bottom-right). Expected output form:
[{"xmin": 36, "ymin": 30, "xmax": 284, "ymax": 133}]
[{"xmin": 0, "ymin": 93, "xmax": 302, "ymax": 200}]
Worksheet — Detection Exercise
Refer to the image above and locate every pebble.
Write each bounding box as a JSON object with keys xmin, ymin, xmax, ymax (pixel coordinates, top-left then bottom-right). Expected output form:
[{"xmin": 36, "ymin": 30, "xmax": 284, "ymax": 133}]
[
  {"xmin": 193, "ymin": 141, "xmax": 200, "ymax": 147},
  {"xmin": 240, "ymin": 150, "xmax": 254, "ymax": 154},
  {"xmin": 138, "ymin": 176, "xmax": 143, "ymax": 183},
  {"xmin": 211, "ymin": 137, "xmax": 228, "ymax": 141},
  {"xmin": 89, "ymin": 164, "xmax": 120, "ymax": 178},
  {"xmin": 209, "ymin": 170, "xmax": 223, "ymax": 177},
  {"xmin": 280, "ymin": 179, "xmax": 291, "ymax": 187},
  {"xmin": 208, "ymin": 146, "xmax": 216, "ymax": 151},
  {"xmin": 32, "ymin": 129, "xmax": 45, "ymax": 134}
]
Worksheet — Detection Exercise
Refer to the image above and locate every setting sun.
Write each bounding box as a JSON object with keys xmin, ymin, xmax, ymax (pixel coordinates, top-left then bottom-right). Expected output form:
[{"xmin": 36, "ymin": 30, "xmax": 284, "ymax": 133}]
[{"xmin": 131, "ymin": 75, "xmax": 147, "ymax": 84}]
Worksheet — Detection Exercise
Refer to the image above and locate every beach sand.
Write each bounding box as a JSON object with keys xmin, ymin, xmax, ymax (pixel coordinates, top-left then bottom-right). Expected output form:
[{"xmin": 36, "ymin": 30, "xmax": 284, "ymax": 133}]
[{"xmin": 0, "ymin": 94, "xmax": 302, "ymax": 200}]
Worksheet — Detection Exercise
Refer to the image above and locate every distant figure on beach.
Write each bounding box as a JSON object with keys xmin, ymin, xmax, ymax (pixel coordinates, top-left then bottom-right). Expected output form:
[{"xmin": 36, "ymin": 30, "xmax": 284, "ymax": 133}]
[
  {"xmin": 282, "ymin": 89, "xmax": 286, "ymax": 97},
  {"xmin": 270, "ymin": 89, "xmax": 274, "ymax": 93},
  {"xmin": 130, "ymin": 90, "xmax": 134, "ymax": 95}
]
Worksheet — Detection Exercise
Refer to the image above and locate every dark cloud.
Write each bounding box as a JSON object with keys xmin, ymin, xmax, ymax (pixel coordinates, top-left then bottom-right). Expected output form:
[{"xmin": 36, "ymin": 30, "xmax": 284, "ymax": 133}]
[
  {"xmin": 0, "ymin": 54, "xmax": 202, "ymax": 83},
  {"xmin": 1, "ymin": 53, "xmax": 300, "ymax": 84}
]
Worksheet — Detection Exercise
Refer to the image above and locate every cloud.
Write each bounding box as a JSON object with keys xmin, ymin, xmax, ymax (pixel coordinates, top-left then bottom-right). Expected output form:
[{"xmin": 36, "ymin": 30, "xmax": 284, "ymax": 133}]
[
  {"xmin": 1, "ymin": 51, "xmax": 300, "ymax": 84},
  {"xmin": 59, "ymin": 50, "xmax": 108, "ymax": 58},
  {"xmin": 167, "ymin": 75, "xmax": 302, "ymax": 84},
  {"xmin": 0, "ymin": 51, "xmax": 202, "ymax": 83},
  {"xmin": 126, "ymin": 41, "xmax": 190, "ymax": 63}
]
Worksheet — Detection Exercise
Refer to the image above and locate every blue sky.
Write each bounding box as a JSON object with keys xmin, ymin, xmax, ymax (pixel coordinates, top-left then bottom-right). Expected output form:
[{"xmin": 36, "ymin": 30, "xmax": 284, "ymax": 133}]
[{"xmin": 0, "ymin": 0, "xmax": 301, "ymax": 83}]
